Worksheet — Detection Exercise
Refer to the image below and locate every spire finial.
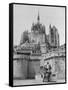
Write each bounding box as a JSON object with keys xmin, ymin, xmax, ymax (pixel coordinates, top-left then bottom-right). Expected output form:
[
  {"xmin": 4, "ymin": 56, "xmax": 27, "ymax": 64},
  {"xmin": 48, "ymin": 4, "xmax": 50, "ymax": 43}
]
[{"xmin": 37, "ymin": 11, "xmax": 40, "ymax": 22}]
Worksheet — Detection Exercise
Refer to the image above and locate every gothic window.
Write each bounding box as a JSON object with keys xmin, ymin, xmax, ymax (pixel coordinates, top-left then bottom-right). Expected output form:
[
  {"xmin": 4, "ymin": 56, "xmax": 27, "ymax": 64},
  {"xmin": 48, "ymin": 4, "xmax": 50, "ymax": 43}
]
[{"xmin": 51, "ymin": 29, "xmax": 54, "ymax": 43}]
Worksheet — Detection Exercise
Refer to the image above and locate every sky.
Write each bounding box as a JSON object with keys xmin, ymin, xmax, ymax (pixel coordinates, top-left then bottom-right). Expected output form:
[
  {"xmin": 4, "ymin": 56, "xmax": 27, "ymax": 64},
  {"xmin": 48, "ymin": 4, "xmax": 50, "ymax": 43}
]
[{"xmin": 13, "ymin": 4, "xmax": 65, "ymax": 46}]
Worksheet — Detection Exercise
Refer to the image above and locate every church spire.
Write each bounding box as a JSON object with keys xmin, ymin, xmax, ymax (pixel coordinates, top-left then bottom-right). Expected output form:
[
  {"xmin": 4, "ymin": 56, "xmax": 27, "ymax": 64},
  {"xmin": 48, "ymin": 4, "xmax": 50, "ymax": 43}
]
[{"xmin": 37, "ymin": 11, "xmax": 40, "ymax": 22}]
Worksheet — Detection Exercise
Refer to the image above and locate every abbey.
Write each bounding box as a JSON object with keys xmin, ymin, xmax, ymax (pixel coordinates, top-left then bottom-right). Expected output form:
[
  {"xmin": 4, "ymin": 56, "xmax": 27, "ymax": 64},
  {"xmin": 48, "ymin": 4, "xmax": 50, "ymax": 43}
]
[
  {"xmin": 13, "ymin": 13, "xmax": 65, "ymax": 82},
  {"xmin": 20, "ymin": 13, "xmax": 59, "ymax": 49}
]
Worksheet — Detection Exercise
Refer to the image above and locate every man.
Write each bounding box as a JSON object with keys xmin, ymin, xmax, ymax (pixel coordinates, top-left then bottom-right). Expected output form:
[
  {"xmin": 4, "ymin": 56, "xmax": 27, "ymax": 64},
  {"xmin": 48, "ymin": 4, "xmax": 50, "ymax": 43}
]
[
  {"xmin": 43, "ymin": 62, "xmax": 52, "ymax": 82},
  {"xmin": 46, "ymin": 62, "xmax": 52, "ymax": 82}
]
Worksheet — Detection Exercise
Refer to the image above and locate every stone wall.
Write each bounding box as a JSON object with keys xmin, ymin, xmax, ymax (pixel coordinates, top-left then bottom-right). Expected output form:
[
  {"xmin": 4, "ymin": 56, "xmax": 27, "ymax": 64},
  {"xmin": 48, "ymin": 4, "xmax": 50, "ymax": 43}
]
[
  {"xmin": 13, "ymin": 58, "xmax": 40, "ymax": 79},
  {"xmin": 55, "ymin": 57, "xmax": 65, "ymax": 80},
  {"xmin": 13, "ymin": 59, "xmax": 28, "ymax": 79},
  {"xmin": 28, "ymin": 60, "xmax": 40, "ymax": 79},
  {"xmin": 44, "ymin": 56, "xmax": 65, "ymax": 81}
]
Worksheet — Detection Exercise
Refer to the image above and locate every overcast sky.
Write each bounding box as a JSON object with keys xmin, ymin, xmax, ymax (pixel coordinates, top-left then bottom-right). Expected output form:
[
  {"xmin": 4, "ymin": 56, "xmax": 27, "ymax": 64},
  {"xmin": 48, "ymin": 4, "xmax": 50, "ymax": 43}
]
[{"xmin": 13, "ymin": 4, "xmax": 65, "ymax": 46}]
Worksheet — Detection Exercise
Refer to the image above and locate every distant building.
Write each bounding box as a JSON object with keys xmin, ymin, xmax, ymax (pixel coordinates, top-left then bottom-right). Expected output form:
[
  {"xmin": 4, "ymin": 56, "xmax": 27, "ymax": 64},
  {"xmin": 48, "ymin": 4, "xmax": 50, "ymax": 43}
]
[{"xmin": 49, "ymin": 25, "xmax": 59, "ymax": 48}]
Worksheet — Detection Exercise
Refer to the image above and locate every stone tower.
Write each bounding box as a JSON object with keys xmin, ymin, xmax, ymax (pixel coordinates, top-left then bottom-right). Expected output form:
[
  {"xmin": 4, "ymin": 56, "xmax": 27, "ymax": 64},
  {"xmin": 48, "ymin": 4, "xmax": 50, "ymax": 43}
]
[{"xmin": 49, "ymin": 25, "xmax": 59, "ymax": 48}]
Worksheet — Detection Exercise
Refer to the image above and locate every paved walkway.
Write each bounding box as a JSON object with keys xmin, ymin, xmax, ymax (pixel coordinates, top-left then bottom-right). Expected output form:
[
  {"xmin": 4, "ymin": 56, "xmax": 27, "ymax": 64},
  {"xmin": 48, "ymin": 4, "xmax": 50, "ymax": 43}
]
[{"xmin": 13, "ymin": 79, "xmax": 65, "ymax": 86}]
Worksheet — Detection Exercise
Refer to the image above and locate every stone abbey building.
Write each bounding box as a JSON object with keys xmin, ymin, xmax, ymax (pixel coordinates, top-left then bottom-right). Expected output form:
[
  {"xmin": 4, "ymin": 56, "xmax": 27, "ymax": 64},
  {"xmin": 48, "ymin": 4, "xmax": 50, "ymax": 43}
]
[{"xmin": 13, "ymin": 13, "xmax": 65, "ymax": 82}]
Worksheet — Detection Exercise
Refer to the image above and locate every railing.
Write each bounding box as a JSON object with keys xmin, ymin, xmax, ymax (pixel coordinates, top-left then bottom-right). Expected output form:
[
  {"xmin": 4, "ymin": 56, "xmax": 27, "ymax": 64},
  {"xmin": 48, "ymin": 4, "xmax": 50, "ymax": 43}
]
[
  {"xmin": 42, "ymin": 51, "xmax": 65, "ymax": 59},
  {"xmin": 13, "ymin": 47, "xmax": 65, "ymax": 61}
]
